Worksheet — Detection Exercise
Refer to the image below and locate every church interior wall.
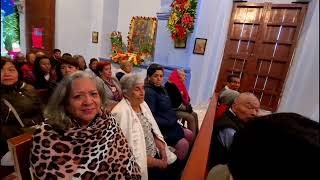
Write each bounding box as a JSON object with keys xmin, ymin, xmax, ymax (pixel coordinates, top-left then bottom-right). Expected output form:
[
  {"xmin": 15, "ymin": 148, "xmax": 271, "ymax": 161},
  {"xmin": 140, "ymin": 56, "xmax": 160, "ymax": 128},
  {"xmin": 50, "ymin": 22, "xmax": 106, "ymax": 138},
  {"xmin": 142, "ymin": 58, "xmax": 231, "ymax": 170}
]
[{"xmin": 16, "ymin": 0, "xmax": 318, "ymax": 120}]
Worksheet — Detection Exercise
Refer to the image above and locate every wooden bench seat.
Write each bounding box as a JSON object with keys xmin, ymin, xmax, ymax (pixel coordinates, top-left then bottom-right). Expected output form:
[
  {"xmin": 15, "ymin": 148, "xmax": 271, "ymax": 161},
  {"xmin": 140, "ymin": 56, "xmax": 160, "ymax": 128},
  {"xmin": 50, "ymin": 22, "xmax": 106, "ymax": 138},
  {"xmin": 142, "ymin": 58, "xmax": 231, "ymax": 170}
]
[
  {"xmin": 7, "ymin": 133, "xmax": 33, "ymax": 180},
  {"xmin": 181, "ymin": 93, "xmax": 218, "ymax": 180}
]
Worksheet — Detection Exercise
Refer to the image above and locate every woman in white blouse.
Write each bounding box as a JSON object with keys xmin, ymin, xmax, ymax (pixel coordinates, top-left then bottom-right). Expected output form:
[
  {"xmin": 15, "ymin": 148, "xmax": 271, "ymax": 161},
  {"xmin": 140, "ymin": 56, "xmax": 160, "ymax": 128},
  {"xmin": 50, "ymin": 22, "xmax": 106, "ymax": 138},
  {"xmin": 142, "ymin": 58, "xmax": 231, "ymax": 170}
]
[{"xmin": 112, "ymin": 74, "xmax": 181, "ymax": 180}]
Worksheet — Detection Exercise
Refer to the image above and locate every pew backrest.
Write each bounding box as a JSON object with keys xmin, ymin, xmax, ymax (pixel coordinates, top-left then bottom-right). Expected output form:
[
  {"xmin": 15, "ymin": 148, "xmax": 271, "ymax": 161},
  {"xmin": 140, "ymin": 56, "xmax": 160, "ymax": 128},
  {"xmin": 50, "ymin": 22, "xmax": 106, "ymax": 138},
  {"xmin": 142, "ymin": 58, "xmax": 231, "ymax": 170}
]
[
  {"xmin": 7, "ymin": 133, "xmax": 33, "ymax": 180},
  {"xmin": 181, "ymin": 93, "xmax": 218, "ymax": 180}
]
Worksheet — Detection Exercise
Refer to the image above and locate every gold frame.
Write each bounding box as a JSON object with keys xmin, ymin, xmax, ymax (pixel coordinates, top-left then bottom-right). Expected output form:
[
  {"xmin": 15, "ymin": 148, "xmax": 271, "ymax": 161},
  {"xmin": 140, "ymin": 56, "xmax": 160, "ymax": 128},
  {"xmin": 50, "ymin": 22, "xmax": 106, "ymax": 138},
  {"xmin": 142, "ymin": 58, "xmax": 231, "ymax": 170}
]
[
  {"xmin": 92, "ymin": 31, "xmax": 99, "ymax": 43},
  {"xmin": 193, "ymin": 38, "xmax": 207, "ymax": 55},
  {"xmin": 127, "ymin": 16, "xmax": 158, "ymax": 57}
]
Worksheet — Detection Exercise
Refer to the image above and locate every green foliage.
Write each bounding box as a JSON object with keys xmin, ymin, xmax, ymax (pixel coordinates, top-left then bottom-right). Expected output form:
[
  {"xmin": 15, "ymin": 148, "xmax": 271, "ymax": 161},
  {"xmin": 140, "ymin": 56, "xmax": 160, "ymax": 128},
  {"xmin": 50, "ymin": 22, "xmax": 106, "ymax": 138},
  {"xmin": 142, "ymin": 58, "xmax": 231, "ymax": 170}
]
[{"xmin": 3, "ymin": 7, "xmax": 20, "ymax": 51}]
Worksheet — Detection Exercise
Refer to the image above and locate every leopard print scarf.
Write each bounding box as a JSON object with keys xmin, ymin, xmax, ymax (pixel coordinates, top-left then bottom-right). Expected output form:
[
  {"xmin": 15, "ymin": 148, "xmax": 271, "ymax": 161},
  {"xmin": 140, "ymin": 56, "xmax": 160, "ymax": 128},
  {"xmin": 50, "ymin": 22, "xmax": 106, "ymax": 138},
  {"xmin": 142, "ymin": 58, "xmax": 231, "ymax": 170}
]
[{"xmin": 30, "ymin": 113, "xmax": 141, "ymax": 180}]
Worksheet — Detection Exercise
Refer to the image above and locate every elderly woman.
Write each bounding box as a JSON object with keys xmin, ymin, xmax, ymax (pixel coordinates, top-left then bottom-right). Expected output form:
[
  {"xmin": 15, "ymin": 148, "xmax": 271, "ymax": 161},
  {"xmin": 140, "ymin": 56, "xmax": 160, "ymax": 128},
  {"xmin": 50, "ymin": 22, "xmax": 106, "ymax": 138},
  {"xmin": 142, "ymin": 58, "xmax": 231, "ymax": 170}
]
[
  {"xmin": 165, "ymin": 69, "xmax": 199, "ymax": 143},
  {"xmin": 144, "ymin": 64, "xmax": 193, "ymax": 161},
  {"xmin": 30, "ymin": 71, "xmax": 141, "ymax": 179},
  {"xmin": 112, "ymin": 74, "xmax": 181, "ymax": 180},
  {"xmin": 115, "ymin": 59, "xmax": 133, "ymax": 81},
  {"xmin": 0, "ymin": 57, "xmax": 43, "ymax": 178},
  {"xmin": 97, "ymin": 61, "xmax": 123, "ymax": 104}
]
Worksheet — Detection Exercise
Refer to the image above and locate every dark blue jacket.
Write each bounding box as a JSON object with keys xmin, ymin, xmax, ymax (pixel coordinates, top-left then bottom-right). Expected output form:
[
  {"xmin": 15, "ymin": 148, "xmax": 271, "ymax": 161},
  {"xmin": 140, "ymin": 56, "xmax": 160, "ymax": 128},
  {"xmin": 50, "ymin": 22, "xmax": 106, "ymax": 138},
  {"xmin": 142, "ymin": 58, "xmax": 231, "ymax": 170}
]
[{"xmin": 144, "ymin": 83, "xmax": 184, "ymax": 146}]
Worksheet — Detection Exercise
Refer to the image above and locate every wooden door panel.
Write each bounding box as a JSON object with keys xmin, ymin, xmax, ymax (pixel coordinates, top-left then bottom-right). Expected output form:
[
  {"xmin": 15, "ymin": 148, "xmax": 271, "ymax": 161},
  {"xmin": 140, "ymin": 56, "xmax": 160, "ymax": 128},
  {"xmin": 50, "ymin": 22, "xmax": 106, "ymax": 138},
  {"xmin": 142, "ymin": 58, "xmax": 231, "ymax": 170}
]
[
  {"xmin": 216, "ymin": 2, "xmax": 307, "ymax": 111},
  {"xmin": 25, "ymin": 0, "xmax": 55, "ymax": 54}
]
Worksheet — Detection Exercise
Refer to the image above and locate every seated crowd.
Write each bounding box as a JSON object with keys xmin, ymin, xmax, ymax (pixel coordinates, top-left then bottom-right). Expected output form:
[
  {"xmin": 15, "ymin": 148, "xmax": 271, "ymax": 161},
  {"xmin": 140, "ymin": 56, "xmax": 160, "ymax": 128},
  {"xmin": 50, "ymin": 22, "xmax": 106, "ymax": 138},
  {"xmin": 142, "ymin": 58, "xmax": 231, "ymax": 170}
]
[
  {"xmin": 0, "ymin": 50, "xmax": 319, "ymax": 180},
  {"xmin": 0, "ymin": 50, "xmax": 198, "ymax": 180}
]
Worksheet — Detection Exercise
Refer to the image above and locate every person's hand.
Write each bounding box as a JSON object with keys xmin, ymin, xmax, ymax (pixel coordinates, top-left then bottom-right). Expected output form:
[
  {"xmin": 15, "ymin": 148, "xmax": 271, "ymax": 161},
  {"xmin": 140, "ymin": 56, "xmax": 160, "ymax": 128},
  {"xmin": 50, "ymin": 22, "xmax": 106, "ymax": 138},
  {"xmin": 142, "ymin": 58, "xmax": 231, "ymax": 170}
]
[
  {"xmin": 159, "ymin": 148, "xmax": 167, "ymax": 163},
  {"xmin": 157, "ymin": 159, "xmax": 168, "ymax": 170}
]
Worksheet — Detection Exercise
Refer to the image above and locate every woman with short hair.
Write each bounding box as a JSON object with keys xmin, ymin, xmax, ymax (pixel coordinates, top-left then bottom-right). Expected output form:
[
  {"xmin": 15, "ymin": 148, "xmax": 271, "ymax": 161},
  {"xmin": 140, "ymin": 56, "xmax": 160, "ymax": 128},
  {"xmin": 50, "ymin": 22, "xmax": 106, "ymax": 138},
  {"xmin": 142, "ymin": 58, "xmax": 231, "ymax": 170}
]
[
  {"xmin": 112, "ymin": 74, "xmax": 180, "ymax": 180},
  {"xmin": 55, "ymin": 56, "xmax": 79, "ymax": 82},
  {"xmin": 30, "ymin": 71, "xmax": 141, "ymax": 179},
  {"xmin": 97, "ymin": 61, "xmax": 122, "ymax": 101},
  {"xmin": 144, "ymin": 63, "xmax": 193, "ymax": 161}
]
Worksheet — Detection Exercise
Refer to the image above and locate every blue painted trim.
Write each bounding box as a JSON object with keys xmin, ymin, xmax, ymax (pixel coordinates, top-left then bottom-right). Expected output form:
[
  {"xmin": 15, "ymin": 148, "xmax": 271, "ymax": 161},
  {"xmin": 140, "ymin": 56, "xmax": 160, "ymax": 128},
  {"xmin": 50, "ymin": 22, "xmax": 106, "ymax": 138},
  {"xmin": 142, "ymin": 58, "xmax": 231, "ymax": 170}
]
[
  {"xmin": 157, "ymin": 12, "xmax": 170, "ymax": 20},
  {"xmin": 99, "ymin": 57, "xmax": 190, "ymax": 73}
]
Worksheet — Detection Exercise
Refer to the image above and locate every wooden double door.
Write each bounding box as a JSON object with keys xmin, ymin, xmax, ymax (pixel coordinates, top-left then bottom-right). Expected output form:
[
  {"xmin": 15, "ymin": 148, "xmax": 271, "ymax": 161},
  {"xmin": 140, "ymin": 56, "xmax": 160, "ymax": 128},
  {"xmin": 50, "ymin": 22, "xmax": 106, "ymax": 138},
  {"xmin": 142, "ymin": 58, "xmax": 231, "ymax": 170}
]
[
  {"xmin": 215, "ymin": 2, "xmax": 308, "ymax": 112},
  {"xmin": 25, "ymin": 0, "xmax": 55, "ymax": 55}
]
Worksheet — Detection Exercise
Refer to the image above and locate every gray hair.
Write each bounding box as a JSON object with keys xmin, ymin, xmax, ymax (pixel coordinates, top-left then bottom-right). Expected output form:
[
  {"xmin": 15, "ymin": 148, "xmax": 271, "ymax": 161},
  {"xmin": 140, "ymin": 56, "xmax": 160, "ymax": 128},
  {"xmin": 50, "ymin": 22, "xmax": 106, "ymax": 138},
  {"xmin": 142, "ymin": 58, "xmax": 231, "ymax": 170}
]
[
  {"xmin": 219, "ymin": 89, "xmax": 240, "ymax": 106},
  {"xmin": 120, "ymin": 74, "xmax": 144, "ymax": 94},
  {"xmin": 44, "ymin": 71, "xmax": 107, "ymax": 131}
]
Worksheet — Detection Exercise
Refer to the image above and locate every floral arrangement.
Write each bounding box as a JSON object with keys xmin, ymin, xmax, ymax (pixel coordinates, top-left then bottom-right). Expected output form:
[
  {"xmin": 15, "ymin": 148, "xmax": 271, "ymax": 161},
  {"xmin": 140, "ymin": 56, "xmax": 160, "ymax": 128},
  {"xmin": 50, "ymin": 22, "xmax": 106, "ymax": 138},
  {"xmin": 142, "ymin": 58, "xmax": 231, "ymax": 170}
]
[
  {"xmin": 167, "ymin": 0, "xmax": 197, "ymax": 41},
  {"xmin": 111, "ymin": 52, "xmax": 144, "ymax": 66},
  {"xmin": 111, "ymin": 16, "xmax": 157, "ymax": 66},
  {"xmin": 111, "ymin": 31, "xmax": 126, "ymax": 53}
]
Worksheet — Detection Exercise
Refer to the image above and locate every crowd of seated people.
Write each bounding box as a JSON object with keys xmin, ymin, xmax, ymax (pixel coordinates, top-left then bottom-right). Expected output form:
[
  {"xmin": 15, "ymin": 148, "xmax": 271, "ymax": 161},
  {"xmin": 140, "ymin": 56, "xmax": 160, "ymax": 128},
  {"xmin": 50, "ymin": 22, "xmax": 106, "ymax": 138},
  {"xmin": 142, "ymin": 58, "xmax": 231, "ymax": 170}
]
[
  {"xmin": 0, "ymin": 51, "xmax": 198, "ymax": 179},
  {"xmin": 1, "ymin": 51, "xmax": 318, "ymax": 180}
]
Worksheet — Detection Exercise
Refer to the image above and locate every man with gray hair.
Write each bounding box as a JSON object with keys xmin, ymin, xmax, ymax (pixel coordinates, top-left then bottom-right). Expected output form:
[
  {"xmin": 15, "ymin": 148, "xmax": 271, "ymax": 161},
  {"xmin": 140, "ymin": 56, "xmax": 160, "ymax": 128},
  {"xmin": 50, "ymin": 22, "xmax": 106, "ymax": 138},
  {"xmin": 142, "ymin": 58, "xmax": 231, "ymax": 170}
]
[{"xmin": 208, "ymin": 92, "xmax": 260, "ymax": 169}]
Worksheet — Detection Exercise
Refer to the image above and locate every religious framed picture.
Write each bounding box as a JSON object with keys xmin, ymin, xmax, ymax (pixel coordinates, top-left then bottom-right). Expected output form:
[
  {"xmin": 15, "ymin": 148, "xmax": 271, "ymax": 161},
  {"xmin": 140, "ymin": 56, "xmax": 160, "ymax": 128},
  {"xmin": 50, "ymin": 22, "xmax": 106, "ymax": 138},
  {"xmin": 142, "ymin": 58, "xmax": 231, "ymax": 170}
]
[
  {"xmin": 92, "ymin": 31, "xmax": 99, "ymax": 43},
  {"xmin": 127, "ymin": 16, "xmax": 158, "ymax": 58},
  {"xmin": 174, "ymin": 39, "xmax": 187, "ymax": 48},
  {"xmin": 193, "ymin": 38, "xmax": 207, "ymax": 55}
]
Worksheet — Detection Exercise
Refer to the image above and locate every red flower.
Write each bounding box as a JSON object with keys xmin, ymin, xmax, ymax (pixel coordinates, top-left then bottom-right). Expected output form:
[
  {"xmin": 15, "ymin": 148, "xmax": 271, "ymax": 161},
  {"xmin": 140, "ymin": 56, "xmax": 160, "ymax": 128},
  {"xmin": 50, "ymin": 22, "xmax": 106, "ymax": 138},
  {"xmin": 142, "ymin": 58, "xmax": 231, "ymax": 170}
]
[
  {"xmin": 175, "ymin": 24, "xmax": 187, "ymax": 40},
  {"xmin": 182, "ymin": 13, "xmax": 194, "ymax": 28}
]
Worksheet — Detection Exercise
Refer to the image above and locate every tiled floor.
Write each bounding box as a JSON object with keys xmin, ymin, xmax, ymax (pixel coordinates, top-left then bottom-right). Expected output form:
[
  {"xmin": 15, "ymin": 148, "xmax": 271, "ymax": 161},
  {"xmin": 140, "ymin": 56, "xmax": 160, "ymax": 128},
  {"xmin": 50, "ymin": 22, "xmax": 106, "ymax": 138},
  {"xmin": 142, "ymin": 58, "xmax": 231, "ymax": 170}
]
[{"xmin": 193, "ymin": 101, "xmax": 210, "ymax": 128}]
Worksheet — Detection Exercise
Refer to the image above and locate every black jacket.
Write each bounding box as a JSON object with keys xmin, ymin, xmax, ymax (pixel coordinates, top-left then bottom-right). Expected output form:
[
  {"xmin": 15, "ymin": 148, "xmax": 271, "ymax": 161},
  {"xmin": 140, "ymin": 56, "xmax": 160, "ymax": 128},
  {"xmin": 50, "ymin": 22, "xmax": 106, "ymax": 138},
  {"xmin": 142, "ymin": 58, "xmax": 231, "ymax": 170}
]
[
  {"xmin": 144, "ymin": 83, "xmax": 184, "ymax": 146},
  {"xmin": 208, "ymin": 110, "xmax": 245, "ymax": 169},
  {"xmin": 0, "ymin": 82, "xmax": 43, "ymax": 156}
]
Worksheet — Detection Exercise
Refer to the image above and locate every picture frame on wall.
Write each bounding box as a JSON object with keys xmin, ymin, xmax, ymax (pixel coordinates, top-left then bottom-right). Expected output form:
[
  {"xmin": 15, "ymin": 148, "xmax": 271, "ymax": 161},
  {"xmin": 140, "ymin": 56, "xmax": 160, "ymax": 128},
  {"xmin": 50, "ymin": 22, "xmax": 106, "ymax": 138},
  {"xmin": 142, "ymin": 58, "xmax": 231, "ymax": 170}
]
[
  {"xmin": 92, "ymin": 31, "xmax": 99, "ymax": 43},
  {"xmin": 193, "ymin": 38, "xmax": 207, "ymax": 55}
]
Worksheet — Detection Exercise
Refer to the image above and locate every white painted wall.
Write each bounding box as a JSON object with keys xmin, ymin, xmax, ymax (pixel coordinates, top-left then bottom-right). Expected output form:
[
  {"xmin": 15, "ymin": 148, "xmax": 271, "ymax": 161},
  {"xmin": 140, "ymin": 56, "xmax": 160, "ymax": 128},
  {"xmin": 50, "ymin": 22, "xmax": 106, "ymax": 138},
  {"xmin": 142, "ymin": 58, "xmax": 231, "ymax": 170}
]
[
  {"xmin": 55, "ymin": 0, "xmax": 118, "ymax": 62},
  {"xmin": 117, "ymin": 0, "xmax": 161, "ymax": 45},
  {"xmin": 165, "ymin": 0, "xmax": 319, "ymax": 121},
  {"xmin": 277, "ymin": 0, "xmax": 319, "ymax": 121},
  {"xmin": 188, "ymin": 0, "xmax": 233, "ymax": 105}
]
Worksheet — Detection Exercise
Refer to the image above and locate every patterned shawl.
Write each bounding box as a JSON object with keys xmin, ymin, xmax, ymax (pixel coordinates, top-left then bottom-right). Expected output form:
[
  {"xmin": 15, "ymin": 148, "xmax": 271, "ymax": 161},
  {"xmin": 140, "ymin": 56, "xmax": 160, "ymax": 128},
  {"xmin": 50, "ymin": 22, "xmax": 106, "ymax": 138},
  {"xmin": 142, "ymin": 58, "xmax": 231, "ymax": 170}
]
[{"xmin": 30, "ymin": 113, "xmax": 141, "ymax": 180}]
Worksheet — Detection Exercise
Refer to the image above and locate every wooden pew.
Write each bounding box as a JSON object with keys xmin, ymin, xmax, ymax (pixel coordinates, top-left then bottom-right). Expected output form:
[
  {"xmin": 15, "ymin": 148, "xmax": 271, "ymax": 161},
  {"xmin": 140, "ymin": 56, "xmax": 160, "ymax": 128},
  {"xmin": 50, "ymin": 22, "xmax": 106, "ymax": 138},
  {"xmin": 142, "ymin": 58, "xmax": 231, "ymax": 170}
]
[
  {"xmin": 181, "ymin": 93, "xmax": 218, "ymax": 180},
  {"xmin": 7, "ymin": 133, "xmax": 33, "ymax": 180}
]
